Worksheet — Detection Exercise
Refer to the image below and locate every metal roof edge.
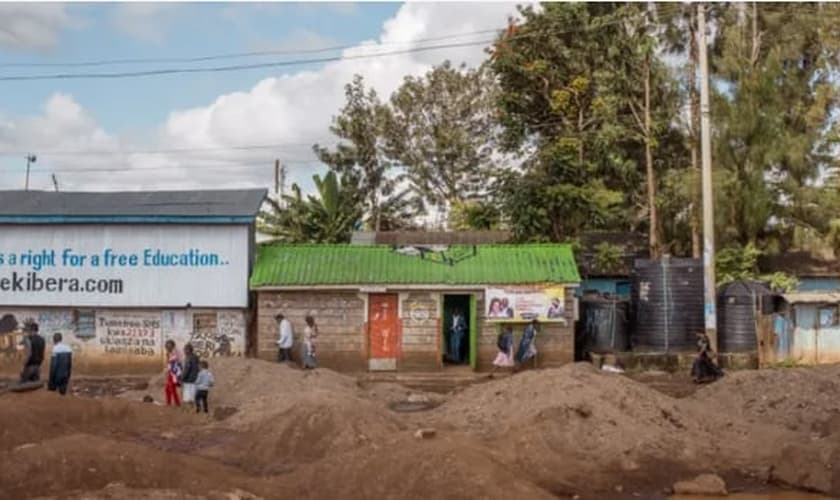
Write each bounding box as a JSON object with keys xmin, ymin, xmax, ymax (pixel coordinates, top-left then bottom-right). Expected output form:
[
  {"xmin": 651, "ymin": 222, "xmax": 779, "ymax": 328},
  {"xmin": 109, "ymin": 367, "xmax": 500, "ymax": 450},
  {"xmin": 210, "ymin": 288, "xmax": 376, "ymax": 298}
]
[
  {"xmin": 251, "ymin": 282, "xmax": 581, "ymax": 291},
  {"xmin": 0, "ymin": 215, "xmax": 256, "ymax": 224}
]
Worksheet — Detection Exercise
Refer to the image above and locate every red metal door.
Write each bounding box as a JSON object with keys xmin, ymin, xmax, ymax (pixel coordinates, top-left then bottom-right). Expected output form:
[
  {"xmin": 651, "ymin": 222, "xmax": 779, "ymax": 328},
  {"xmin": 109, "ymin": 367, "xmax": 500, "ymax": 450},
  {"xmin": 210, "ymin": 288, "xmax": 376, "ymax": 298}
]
[{"xmin": 369, "ymin": 294, "xmax": 399, "ymax": 363}]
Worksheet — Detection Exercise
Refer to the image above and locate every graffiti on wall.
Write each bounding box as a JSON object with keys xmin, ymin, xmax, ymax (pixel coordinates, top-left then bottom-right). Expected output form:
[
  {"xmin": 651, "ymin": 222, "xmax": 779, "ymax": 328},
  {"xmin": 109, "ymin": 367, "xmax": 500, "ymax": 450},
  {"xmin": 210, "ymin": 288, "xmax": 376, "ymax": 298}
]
[
  {"xmin": 402, "ymin": 293, "xmax": 438, "ymax": 324},
  {"xmin": 217, "ymin": 310, "xmax": 245, "ymax": 356},
  {"xmin": 96, "ymin": 311, "xmax": 161, "ymax": 357},
  {"xmin": 0, "ymin": 312, "xmax": 31, "ymax": 358},
  {"xmin": 189, "ymin": 311, "xmax": 244, "ymax": 358}
]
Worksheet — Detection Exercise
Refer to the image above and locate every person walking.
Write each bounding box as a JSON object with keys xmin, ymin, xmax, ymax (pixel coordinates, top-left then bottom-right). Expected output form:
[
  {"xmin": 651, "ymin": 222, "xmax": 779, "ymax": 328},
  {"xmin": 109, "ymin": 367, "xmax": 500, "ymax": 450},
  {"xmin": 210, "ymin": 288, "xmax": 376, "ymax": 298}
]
[
  {"xmin": 47, "ymin": 333, "xmax": 73, "ymax": 395},
  {"xmin": 164, "ymin": 340, "xmax": 182, "ymax": 406},
  {"xmin": 301, "ymin": 315, "xmax": 318, "ymax": 370},
  {"xmin": 275, "ymin": 313, "xmax": 294, "ymax": 363},
  {"xmin": 19, "ymin": 322, "xmax": 45, "ymax": 383},
  {"xmin": 514, "ymin": 320, "xmax": 539, "ymax": 371},
  {"xmin": 180, "ymin": 343, "xmax": 200, "ymax": 406},
  {"xmin": 489, "ymin": 326, "xmax": 515, "ymax": 378}
]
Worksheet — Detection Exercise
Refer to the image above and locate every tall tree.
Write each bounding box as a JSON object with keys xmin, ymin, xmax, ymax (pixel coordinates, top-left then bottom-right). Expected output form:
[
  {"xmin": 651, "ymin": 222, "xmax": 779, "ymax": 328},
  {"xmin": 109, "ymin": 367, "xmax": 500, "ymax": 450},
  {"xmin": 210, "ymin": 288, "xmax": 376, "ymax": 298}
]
[
  {"xmin": 314, "ymin": 75, "xmax": 422, "ymax": 231},
  {"xmin": 490, "ymin": 3, "xmax": 633, "ymax": 242},
  {"xmin": 386, "ymin": 62, "xmax": 500, "ymax": 217},
  {"xmin": 711, "ymin": 3, "xmax": 840, "ymax": 249},
  {"xmin": 660, "ymin": 4, "xmax": 702, "ymax": 257},
  {"xmin": 610, "ymin": 3, "xmax": 684, "ymax": 257}
]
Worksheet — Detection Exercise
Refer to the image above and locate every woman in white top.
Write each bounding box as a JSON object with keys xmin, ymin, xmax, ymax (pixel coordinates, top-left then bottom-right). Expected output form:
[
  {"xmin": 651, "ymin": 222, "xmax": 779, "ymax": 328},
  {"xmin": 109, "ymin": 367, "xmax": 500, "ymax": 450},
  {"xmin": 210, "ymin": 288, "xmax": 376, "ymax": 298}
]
[{"xmin": 301, "ymin": 315, "xmax": 318, "ymax": 369}]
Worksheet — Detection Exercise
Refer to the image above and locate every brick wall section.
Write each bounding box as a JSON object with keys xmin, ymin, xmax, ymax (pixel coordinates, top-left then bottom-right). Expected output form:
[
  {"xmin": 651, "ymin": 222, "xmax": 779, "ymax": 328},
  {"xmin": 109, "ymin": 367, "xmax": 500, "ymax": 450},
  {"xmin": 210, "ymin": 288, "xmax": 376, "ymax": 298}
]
[
  {"xmin": 398, "ymin": 292, "xmax": 441, "ymax": 371},
  {"xmin": 256, "ymin": 291, "xmax": 367, "ymax": 371}
]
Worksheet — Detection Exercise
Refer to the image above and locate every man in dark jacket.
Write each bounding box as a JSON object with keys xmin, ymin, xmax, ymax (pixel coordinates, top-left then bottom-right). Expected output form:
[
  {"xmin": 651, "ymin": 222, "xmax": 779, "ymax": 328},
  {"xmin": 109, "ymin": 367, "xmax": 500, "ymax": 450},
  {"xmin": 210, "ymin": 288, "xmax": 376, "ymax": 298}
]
[
  {"xmin": 20, "ymin": 322, "xmax": 45, "ymax": 383},
  {"xmin": 179, "ymin": 343, "xmax": 200, "ymax": 405},
  {"xmin": 48, "ymin": 333, "xmax": 73, "ymax": 395}
]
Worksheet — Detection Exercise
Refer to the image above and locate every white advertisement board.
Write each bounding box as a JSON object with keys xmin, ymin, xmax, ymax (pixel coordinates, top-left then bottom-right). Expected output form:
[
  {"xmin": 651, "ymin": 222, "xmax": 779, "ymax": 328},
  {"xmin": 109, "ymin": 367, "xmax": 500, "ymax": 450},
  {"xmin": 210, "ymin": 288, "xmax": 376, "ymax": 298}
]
[{"xmin": 0, "ymin": 225, "xmax": 249, "ymax": 307}]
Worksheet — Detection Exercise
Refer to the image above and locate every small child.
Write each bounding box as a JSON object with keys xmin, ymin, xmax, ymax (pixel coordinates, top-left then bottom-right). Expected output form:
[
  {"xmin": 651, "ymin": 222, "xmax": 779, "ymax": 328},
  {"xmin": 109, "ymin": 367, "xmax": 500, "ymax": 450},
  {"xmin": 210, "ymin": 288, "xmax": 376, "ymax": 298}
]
[{"xmin": 194, "ymin": 361, "xmax": 214, "ymax": 414}]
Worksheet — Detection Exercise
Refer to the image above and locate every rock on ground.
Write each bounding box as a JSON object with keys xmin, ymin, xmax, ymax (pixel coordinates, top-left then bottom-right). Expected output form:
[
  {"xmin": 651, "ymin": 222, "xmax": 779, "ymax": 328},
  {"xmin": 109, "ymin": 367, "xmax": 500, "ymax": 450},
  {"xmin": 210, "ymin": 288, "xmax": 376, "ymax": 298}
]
[{"xmin": 672, "ymin": 473, "xmax": 728, "ymax": 496}]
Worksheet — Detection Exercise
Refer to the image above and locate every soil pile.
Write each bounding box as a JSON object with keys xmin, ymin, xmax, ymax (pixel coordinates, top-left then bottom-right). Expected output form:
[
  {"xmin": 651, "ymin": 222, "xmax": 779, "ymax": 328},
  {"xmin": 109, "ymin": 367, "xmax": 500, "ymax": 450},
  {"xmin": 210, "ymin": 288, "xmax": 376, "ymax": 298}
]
[
  {"xmin": 691, "ymin": 364, "xmax": 840, "ymax": 435},
  {"xmin": 287, "ymin": 434, "xmax": 556, "ymax": 500},
  {"xmin": 429, "ymin": 363, "xmax": 793, "ymax": 492},
  {"xmin": 33, "ymin": 484, "xmax": 264, "ymax": 500},
  {"xmin": 0, "ymin": 390, "xmax": 196, "ymax": 452},
  {"xmin": 126, "ymin": 358, "xmax": 410, "ymax": 473},
  {"xmin": 0, "ymin": 433, "xmax": 275, "ymax": 499}
]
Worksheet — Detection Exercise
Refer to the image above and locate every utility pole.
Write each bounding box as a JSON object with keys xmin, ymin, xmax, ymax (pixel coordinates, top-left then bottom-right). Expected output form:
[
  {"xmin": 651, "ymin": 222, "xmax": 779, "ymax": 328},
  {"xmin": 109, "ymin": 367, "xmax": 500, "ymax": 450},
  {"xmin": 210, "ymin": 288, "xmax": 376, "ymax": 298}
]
[
  {"xmin": 274, "ymin": 159, "xmax": 280, "ymax": 197},
  {"xmin": 51, "ymin": 174, "xmax": 59, "ymax": 192},
  {"xmin": 24, "ymin": 154, "xmax": 36, "ymax": 191},
  {"xmin": 698, "ymin": 4, "xmax": 717, "ymax": 353}
]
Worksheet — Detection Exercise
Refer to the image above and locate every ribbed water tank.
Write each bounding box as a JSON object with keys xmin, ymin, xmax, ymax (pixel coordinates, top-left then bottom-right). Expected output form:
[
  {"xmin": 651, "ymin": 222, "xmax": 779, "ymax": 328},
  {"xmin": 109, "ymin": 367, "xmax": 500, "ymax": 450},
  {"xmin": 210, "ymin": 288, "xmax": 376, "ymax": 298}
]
[
  {"xmin": 581, "ymin": 293, "xmax": 630, "ymax": 354},
  {"xmin": 632, "ymin": 257, "xmax": 704, "ymax": 352},
  {"xmin": 718, "ymin": 280, "xmax": 774, "ymax": 353}
]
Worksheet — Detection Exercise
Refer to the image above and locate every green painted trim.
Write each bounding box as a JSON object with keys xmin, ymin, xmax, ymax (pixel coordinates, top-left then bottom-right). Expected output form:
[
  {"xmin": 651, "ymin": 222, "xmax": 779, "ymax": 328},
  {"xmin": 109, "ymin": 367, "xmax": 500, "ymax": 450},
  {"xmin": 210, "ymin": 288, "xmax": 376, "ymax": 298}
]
[{"xmin": 469, "ymin": 294, "xmax": 478, "ymax": 370}]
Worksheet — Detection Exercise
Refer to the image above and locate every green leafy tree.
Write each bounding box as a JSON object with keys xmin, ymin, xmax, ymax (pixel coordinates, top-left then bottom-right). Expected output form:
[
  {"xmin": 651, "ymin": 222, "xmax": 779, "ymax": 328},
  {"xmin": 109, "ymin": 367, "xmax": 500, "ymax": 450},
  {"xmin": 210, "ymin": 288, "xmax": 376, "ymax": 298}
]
[
  {"xmin": 315, "ymin": 75, "xmax": 423, "ymax": 231},
  {"xmin": 257, "ymin": 171, "xmax": 362, "ymax": 244},
  {"xmin": 712, "ymin": 3, "xmax": 840, "ymax": 249},
  {"xmin": 387, "ymin": 62, "xmax": 500, "ymax": 214},
  {"xmin": 490, "ymin": 3, "xmax": 632, "ymax": 242},
  {"xmin": 448, "ymin": 200, "xmax": 502, "ymax": 231}
]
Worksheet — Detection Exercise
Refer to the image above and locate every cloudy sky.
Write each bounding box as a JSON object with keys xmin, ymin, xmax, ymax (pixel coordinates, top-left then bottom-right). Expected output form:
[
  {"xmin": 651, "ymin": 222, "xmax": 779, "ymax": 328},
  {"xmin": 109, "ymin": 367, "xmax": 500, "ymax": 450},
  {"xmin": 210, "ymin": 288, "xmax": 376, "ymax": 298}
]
[{"xmin": 0, "ymin": 2, "xmax": 523, "ymax": 193}]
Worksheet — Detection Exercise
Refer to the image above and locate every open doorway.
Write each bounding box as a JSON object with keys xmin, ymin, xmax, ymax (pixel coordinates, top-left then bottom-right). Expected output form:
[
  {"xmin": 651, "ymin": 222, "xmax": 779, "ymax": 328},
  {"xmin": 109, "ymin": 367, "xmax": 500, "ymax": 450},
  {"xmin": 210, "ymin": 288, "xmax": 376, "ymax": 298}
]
[{"xmin": 442, "ymin": 294, "xmax": 474, "ymax": 367}]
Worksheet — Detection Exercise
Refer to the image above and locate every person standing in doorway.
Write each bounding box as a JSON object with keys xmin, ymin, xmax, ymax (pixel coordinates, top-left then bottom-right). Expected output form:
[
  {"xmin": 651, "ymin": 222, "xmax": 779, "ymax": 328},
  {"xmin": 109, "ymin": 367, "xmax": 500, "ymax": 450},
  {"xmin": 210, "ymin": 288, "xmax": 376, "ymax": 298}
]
[
  {"xmin": 180, "ymin": 343, "xmax": 199, "ymax": 406},
  {"xmin": 275, "ymin": 313, "xmax": 294, "ymax": 363},
  {"xmin": 449, "ymin": 309, "xmax": 467, "ymax": 364},
  {"xmin": 48, "ymin": 333, "xmax": 73, "ymax": 395},
  {"xmin": 164, "ymin": 340, "xmax": 182, "ymax": 406},
  {"xmin": 301, "ymin": 315, "xmax": 318, "ymax": 370},
  {"xmin": 19, "ymin": 322, "xmax": 45, "ymax": 383}
]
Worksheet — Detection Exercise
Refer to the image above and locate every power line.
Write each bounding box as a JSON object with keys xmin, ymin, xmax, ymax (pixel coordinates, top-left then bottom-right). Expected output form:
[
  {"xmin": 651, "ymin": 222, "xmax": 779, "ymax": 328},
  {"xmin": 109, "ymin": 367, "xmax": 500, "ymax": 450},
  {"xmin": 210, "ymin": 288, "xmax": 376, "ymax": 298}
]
[
  {"xmin": 0, "ymin": 6, "xmax": 683, "ymax": 82},
  {"xmin": 0, "ymin": 140, "xmax": 337, "ymax": 157},
  {"xmin": 0, "ymin": 29, "xmax": 505, "ymax": 68},
  {"xmin": 5, "ymin": 159, "xmax": 321, "ymax": 174},
  {"xmin": 0, "ymin": 40, "xmax": 494, "ymax": 82}
]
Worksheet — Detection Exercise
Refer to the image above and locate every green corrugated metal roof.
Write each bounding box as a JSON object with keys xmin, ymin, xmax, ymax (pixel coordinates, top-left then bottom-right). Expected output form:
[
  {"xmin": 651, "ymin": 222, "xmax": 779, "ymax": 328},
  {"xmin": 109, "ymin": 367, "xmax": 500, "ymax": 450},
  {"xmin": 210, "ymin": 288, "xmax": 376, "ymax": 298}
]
[{"xmin": 250, "ymin": 244, "xmax": 580, "ymax": 287}]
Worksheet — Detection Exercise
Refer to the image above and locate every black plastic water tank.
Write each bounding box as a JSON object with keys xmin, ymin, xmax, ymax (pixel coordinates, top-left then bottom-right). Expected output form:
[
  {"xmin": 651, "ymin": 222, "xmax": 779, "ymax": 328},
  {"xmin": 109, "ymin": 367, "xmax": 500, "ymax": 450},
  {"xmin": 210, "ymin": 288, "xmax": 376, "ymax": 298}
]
[
  {"xmin": 632, "ymin": 257, "xmax": 704, "ymax": 352},
  {"xmin": 718, "ymin": 280, "xmax": 774, "ymax": 353},
  {"xmin": 581, "ymin": 293, "xmax": 630, "ymax": 353}
]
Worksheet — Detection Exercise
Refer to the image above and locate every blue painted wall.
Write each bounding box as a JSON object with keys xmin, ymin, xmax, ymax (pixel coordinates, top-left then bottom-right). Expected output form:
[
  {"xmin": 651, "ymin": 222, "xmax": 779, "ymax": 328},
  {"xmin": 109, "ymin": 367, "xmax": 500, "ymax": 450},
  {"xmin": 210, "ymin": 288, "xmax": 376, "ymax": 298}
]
[
  {"xmin": 578, "ymin": 279, "xmax": 632, "ymax": 298},
  {"xmin": 797, "ymin": 277, "xmax": 840, "ymax": 292}
]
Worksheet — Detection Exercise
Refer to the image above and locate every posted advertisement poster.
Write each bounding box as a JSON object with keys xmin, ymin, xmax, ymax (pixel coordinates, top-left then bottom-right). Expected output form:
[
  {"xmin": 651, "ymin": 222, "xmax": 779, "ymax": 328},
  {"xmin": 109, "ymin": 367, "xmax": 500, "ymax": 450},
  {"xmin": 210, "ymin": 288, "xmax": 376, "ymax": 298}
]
[{"xmin": 485, "ymin": 286, "xmax": 566, "ymax": 322}]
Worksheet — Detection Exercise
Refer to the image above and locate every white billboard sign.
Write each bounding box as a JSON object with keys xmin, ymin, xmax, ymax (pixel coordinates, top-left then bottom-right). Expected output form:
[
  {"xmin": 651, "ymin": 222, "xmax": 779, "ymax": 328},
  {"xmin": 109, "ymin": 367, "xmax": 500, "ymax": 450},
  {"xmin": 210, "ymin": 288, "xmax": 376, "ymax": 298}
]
[{"xmin": 0, "ymin": 225, "xmax": 249, "ymax": 307}]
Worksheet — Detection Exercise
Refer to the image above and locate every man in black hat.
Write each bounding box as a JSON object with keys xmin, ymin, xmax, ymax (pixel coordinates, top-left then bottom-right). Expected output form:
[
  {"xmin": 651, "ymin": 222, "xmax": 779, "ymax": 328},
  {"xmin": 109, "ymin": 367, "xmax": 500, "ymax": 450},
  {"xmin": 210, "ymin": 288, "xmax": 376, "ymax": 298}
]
[{"xmin": 19, "ymin": 322, "xmax": 45, "ymax": 383}]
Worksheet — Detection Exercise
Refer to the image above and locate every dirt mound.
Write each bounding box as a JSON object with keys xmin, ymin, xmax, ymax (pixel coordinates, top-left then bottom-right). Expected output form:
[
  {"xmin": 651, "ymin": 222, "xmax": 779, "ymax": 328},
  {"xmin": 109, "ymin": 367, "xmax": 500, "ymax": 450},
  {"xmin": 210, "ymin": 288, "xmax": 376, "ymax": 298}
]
[
  {"xmin": 0, "ymin": 433, "xmax": 276, "ymax": 499},
  {"xmin": 691, "ymin": 364, "xmax": 840, "ymax": 434},
  {"xmin": 288, "ymin": 433, "xmax": 556, "ymax": 500},
  {"xmin": 32, "ymin": 484, "xmax": 263, "ymax": 500},
  {"xmin": 0, "ymin": 391, "xmax": 199, "ymax": 452},
  {"xmin": 201, "ymin": 394, "xmax": 405, "ymax": 474},
  {"xmin": 428, "ymin": 363, "xmax": 794, "ymax": 493}
]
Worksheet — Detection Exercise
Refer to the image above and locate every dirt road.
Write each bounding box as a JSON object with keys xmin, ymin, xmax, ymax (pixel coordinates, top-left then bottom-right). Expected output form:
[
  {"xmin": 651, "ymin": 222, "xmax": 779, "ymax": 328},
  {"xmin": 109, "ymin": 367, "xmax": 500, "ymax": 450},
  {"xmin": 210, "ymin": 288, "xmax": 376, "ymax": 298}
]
[{"xmin": 2, "ymin": 359, "xmax": 838, "ymax": 499}]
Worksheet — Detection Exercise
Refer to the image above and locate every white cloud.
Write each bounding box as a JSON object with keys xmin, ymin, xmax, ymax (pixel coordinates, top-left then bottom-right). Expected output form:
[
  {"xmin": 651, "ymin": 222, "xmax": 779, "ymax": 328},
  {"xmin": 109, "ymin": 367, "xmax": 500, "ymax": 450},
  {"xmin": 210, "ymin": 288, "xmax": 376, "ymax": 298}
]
[
  {"xmin": 0, "ymin": 2, "xmax": 526, "ymax": 194},
  {"xmin": 0, "ymin": 4, "xmax": 79, "ymax": 51},
  {"xmin": 110, "ymin": 3, "xmax": 180, "ymax": 44}
]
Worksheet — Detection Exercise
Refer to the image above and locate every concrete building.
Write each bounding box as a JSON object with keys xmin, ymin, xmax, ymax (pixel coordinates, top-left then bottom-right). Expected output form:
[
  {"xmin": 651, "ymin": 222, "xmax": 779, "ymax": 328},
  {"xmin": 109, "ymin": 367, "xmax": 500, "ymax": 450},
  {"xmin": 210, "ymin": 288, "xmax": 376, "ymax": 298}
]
[
  {"xmin": 252, "ymin": 243, "xmax": 580, "ymax": 372},
  {"xmin": 0, "ymin": 189, "xmax": 266, "ymax": 374}
]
